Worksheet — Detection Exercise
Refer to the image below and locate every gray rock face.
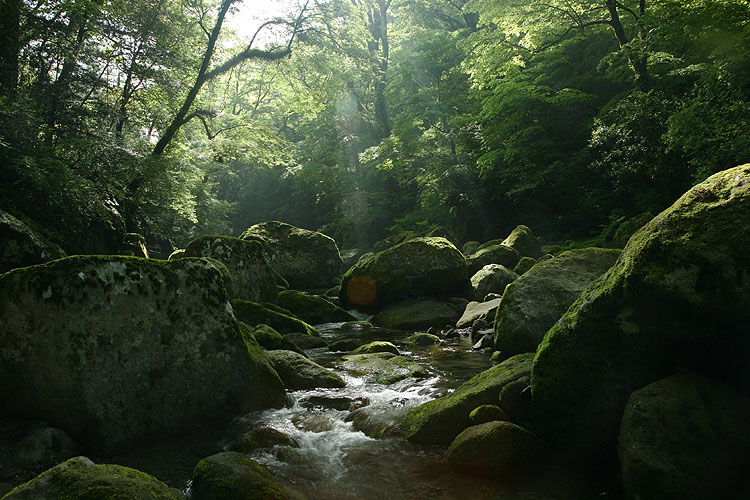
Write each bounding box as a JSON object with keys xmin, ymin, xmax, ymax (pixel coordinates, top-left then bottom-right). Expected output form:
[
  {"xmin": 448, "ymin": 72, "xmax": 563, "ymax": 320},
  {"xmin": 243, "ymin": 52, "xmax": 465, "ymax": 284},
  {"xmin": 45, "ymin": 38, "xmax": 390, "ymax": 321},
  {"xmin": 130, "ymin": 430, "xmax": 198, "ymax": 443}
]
[
  {"xmin": 0, "ymin": 209, "xmax": 65, "ymax": 274},
  {"xmin": 1, "ymin": 456, "xmax": 180, "ymax": 499},
  {"xmin": 372, "ymin": 299, "xmax": 459, "ymax": 330},
  {"xmin": 183, "ymin": 235, "xmax": 278, "ymax": 303},
  {"xmin": 267, "ymin": 350, "xmax": 346, "ymax": 390},
  {"xmin": 493, "ymin": 247, "xmax": 621, "ymax": 358},
  {"xmin": 0, "ymin": 256, "xmax": 285, "ymax": 452},
  {"xmin": 618, "ymin": 373, "xmax": 750, "ymax": 500},
  {"xmin": 501, "ymin": 225, "xmax": 542, "ymax": 259},
  {"xmin": 240, "ymin": 221, "xmax": 342, "ymax": 290},
  {"xmin": 466, "ymin": 244, "xmax": 521, "ymax": 275},
  {"xmin": 531, "ymin": 164, "xmax": 750, "ymax": 459},
  {"xmin": 339, "ymin": 237, "xmax": 467, "ymax": 312},
  {"xmin": 470, "ymin": 264, "xmax": 518, "ymax": 301},
  {"xmin": 456, "ymin": 298, "xmax": 502, "ymax": 329}
]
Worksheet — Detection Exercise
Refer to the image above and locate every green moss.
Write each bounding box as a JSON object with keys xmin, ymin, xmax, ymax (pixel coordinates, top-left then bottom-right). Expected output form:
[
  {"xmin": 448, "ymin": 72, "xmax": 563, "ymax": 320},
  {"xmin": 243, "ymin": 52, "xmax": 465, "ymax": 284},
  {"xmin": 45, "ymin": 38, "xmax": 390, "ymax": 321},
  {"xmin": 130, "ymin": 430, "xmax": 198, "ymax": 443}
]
[
  {"xmin": 350, "ymin": 341, "xmax": 400, "ymax": 355},
  {"xmin": 232, "ymin": 299, "xmax": 319, "ymax": 336},
  {"xmin": 191, "ymin": 452, "xmax": 287, "ymax": 500},
  {"xmin": 276, "ymin": 290, "xmax": 354, "ymax": 323},
  {"xmin": 404, "ymin": 333, "xmax": 442, "ymax": 346},
  {"xmin": 340, "ymin": 353, "xmax": 428, "ymax": 384}
]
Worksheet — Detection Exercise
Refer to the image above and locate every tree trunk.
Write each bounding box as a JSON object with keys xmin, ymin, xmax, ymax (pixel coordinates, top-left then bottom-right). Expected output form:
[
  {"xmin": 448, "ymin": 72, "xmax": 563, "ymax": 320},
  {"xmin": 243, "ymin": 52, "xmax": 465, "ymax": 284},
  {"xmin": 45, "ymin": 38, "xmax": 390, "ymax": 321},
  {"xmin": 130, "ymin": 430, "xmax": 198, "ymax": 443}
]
[{"xmin": 605, "ymin": 0, "xmax": 648, "ymax": 88}]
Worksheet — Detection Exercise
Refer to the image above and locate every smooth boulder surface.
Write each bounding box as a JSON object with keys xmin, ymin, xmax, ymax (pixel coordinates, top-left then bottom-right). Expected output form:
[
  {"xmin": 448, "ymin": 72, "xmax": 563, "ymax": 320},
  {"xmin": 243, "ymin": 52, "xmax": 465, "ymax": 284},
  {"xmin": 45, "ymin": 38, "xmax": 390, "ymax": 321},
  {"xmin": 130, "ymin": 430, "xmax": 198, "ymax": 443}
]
[
  {"xmin": 513, "ymin": 256, "xmax": 537, "ymax": 275},
  {"xmin": 456, "ymin": 298, "xmax": 502, "ymax": 329},
  {"xmin": 501, "ymin": 225, "xmax": 542, "ymax": 259},
  {"xmin": 276, "ymin": 289, "xmax": 356, "ymax": 324},
  {"xmin": 493, "ymin": 247, "xmax": 621, "ymax": 358},
  {"xmin": 372, "ymin": 298, "xmax": 460, "ymax": 330},
  {"xmin": 0, "ymin": 256, "xmax": 285, "ymax": 452},
  {"xmin": 400, "ymin": 353, "xmax": 533, "ymax": 446},
  {"xmin": 191, "ymin": 452, "xmax": 287, "ymax": 500},
  {"xmin": 466, "ymin": 244, "xmax": 521, "ymax": 275},
  {"xmin": 339, "ymin": 237, "xmax": 467, "ymax": 312},
  {"xmin": 618, "ymin": 373, "xmax": 750, "ymax": 500},
  {"xmin": 0, "ymin": 209, "xmax": 65, "ymax": 274},
  {"xmin": 470, "ymin": 264, "xmax": 518, "ymax": 301},
  {"xmin": 183, "ymin": 235, "xmax": 277, "ymax": 303},
  {"xmin": 240, "ymin": 221, "xmax": 342, "ymax": 290},
  {"xmin": 1, "ymin": 456, "xmax": 180, "ymax": 499},
  {"xmin": 531, "ymin": 165, "xmax": 750, "ymax": 459},
  {"xmin": 340, "ymin": 353, "xmax": 428, "ymax": 384},
  {"xmin": 267, "ymin": 350, "xmax": 346, "ymax": 390},
  {"xmin": 351, "ymin": 341, "xmax": 400, "ymax": 355}
]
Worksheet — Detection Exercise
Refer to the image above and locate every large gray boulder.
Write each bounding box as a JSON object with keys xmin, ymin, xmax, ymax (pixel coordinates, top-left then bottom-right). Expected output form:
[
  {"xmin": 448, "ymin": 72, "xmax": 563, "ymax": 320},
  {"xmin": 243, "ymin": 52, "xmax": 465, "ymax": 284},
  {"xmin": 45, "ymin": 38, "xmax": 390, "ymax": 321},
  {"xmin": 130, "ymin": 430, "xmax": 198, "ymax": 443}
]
[
  {"xmin": 0, "ymin": 256, "xmax": 285, "ymax": 452},
  {"xmin": 339, "ymin": 237, "xmax": 468, "ymax": 312},
  {"xmin": 183, "ymin": 235, "xmax": 278, "ymax": 303},
  {"xmin": 531, "ymin": 164, "xmax": 750, "ymax": 459},
  {"xmin": 1, "ymin": 456, "xmax": 180, "ymax": 499},
  {"xmin": 400, "ymin": 353, "xmax": 534, "ymax": 446},
  {"xmin": 501, "ymin": 225, "xmax": 542, "ymax": 259},
  {"xmin": 456, "ymin": 298, "xmax": 502, "ymax": 329},
  {"xmin": 0, "ymin": 209, "xmax": 65, "ymax": 274},
  {"xmin": 266, "ymin": 350, "xmax": 346, "ymax": 390},
  {"xmin": 469, "ymin": 264, "xmax": 518, "ymax": 301},
  {"xmin": 240, "ymin": 221, "xmax": 342, "ymax": 290},
  {"xmin": 493, "ymin": 248, "xmax": 621, "ymax": 358},
  {"xmin": 466, "ymin": 244, "xmax": 521, "ymax": 275},
  {"xmin": 618, "ymin": 373, "xmax": 750, "ymax": 500}
]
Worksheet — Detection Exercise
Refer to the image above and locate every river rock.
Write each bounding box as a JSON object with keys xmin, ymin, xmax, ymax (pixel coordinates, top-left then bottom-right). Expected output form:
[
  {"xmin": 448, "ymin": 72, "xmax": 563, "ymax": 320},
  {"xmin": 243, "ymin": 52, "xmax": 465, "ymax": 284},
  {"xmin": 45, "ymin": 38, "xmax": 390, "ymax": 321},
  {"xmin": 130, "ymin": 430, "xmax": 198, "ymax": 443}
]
[
  {"xmin": 618, "ymin": 373, "xmax": 750, "ymax": 500},
  {"xmin": 501, "ymin": 225, "xmax": 542, "ymax": 259},
  {"xmin": 276, "ymin": 289, "xmax": 356, "ymax": 324},
  {"xmin": 372, "ymin": 298, "xmax": 459, "ymax": 330},
  {"xmin": 404, "ymin": 333, "xmax": 442, "ymax": 346},
  {"xmin": 531, "ymin": 164, "xmax": 750, "ymax": 459},
  {"xmin": 0, "ymin": 209, "xmax": 66, "ymax": 274},
  {"xmin": 339, "ymin": 237, "xmax": 467, "ymax": 312},
  {"xmin": 267, "ymin": 350, "xmax": 346, "ymax": 390},
  {"xmin": 240, "ymin": 221, "xmax": 342, "ymax": 290},
  {"xmin": 1, "ymin": 456, "xmax": 180, "ymax": 499},
  {"xmin": 445, "ymin": 421, "xmax": 546, "ymax": 476},
  {"xmin": 191, "ymin": 452, "xmax": 287, "ymax": 500},
  {"xmin": 456, "ymin": 298, "xmax": 502, "ymax": 329},
  {"xmin": 513, "ymin": 256, "xmax": 537, "ymax": 275},
  {"xmin": 400, "ymin": 353, "xmax": 533, "ymax": 446},
  {"xmin": 469, "ymin": 405, "xmax": 509, "ymax": 424},
  {"xmin": 283, "ymin": 333, "xmax": 328, "ymax": 350},
  {"xmin": 245, "ymin": 323, "xmax": 304, "ymax": 355},
  {"xmin": 466, "ymin": 244, "xmax": 521, "ymax": 275},
  {"xmin": 470, "ymin": 264, "xmax": 518, "ymax": 301},
  {"xmin": 0, "ymin": 256, "xmax": 285, "ymax": 452},
  {"xmin": 351, "ymin": 341, "xmax": 400, "ymax": 355},
  {"xmin": 237, "ymin": 428, "xmax": 299, "ymax": 453},
  {"xmin": 462, "ymin": 240, "xmax": 480, "ymax": 256},
  {"xmin": 340, "ymin": 353, "xmax": 428, "ymax": 384},
  {"xmin": 13, "ymin": 427, "xmax": 77, "ymax": 466},
  {"xmin": 232, "ymin": 299, "xmax": 319, "ymax": 336},
  {"xmin": 183, "ymin": 235, "xmax": 277, "ymax": 303},
  {"xmin": 493, "ymin": 247, "xmax": 620, "ymax": 359}
]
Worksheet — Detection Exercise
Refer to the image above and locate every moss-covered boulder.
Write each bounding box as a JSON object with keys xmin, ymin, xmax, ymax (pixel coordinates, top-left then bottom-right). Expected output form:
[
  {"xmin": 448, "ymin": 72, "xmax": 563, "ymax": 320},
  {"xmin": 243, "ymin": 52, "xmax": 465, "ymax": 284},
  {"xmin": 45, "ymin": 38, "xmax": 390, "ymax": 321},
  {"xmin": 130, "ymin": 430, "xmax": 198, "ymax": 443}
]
[
  {"xmin": 339, "ymin": 237, "xmax": 467, "ymax": 312},
  {"xmin": 351, "ymin": 341, "xmax": 400, "ymax": 355},
  {"xmin": 404, "ymin": 333, "xmax": 442, "ymax": 346},
  {"xmin": 468, "ymin": 405, "xmax": 509, "ymax": 425},
  {"xmin": 0, "ymin": 209, "xmax": 66, "ymax": 274},
  {"xmin": 618, "ymin": 373, "xmax": 750, "ymax": 500},
  {"xmin": 531, "ymin": 165, "xmax": 750, "ymax": 459},
  {"xmin": 493, "ymin": 248, "xmax": 620, "ymax": 359},
  {"xmin": 13, "ymin": 427, "xmax": 77, "ymax": 466},
  {"xmin": 456, "ymin": 298, "xmax": 502, "ymax": 329},
  {"xmin": 183, "ymin": 235, "xmax": 277, "ymax": 303},
  {"xmin": 445, "ymin": 421, "xmax": 546, "ymax": 476},
  {"xmin": 245, "ymin": 323, "xmax": 304, "ymax": 355},
  {"xmin": 513, "ymin": 256, "xmax": 537, "ymax": 275},
  {"xmin": 276, "ymin": 290, "xmax": 356, "ymax": 324},
  {"xmin": 240, "ymin": 221, "xmax": 342, "ymax": 290},
  {"xmin": 232, "ymin": 299, "xmax": 319, "ymax": 336},
  {"xmin": 372, "ymin": 298, "xmax": 460, "ymax": 330},
  {"xmin": 0, "ymin": 256, "xmax": 285, "ymax": 452},
  {"xmin": 466, "ymin": 244, "xmax": 521, "ymax": 275},
  {"xmin": 236, "ymin": 428, "xmax": 299, "ymax": 453},
  {"xmin": 267, "ymin": 350, "xmax": 346, "ymax": 390},
  {"xmin": 501, "ymin": 225, "xmax": 542, "ymax": 259},
  {"xmin": 340, "ymin": 353, "xmax": 428, "ymax": 384},
  {"xmin": 1, "ymin": 456, "xmax": 180, "ymax": 499},
  {"xmin": 469, "ymin": 264, "xmax": 518, "ymax": 301},
  {"xmin": 191, "ymin": 452, "xmax": 287, "ymax": 500},
  {"xmin": 400, "ymin": 353, "xmax": 534, "ymax": 446},
  {"xmin": 462, "ymin": 240, "xmax": 480, "ymax": 257},
  {"xmin": 282, "ymin": 333, "xmax": 328, "ymax": 349}
]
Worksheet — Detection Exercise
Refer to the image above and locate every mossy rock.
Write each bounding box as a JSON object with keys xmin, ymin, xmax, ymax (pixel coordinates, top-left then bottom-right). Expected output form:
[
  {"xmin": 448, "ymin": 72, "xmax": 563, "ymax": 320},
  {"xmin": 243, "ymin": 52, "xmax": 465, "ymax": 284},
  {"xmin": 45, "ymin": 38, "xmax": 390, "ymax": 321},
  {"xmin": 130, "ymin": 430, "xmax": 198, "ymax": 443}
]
[
  {"xmin": 282, "ymin": 333, "xmax": 328, "ymax": 350},
  {"xmin": 468, "ymin": 405, "xmax": 509, "ymax": 425},
  {"xmin": 469, "ymin": 264, "xmax": 518, "ymax": 301},
  {"xmin": 244, "ymin": 323, "xmax": 304, "ymax": 355},
  {"xmin": 493, "ymin": 247, "xmax": 620, "ymax": 359},
  {"xmin": 13, "ymin": 427, "xmax": 77, "ymax": 466},
  {"xmin": 461, "ymin": 241, "xmax": 480, "ymax": 257},
  {"xmin": 240, "ymin": 221, "xmax": 342, "ymax": 290},
  {"xmin": 183, "ymin": 235, "xmax": 277, "ymax": 303},
  {"xmin": 456, "ymin": 298, "xmax": 502, "ymax": 329},
  {"xmin": 445, "ymin": 421, "xmax": 546, "ymax": 476},
  {"xmin": 0, "ymin": 209, "xmax": 66, "ymax": 274},
  {"xmin": 513, "ymin": 256, "xmax": 537, "ymax": 275},
  {"xmin": 531, "ymin": 164, "xmax": 750, "ymax": 459},
  {"xmin": 340, "ymin": 353, "xmax": 428, "ymax": 384},
  {"xmin": 610, "ymin": 212, "xmax": 653, "ymax": 248},
  {"xmin": 466, "ymin": 244, "xmax": 521, "ymax": 275},
  {"xmin": 276, "ymin": 290, "xmax": 355, "ymax": 324},
  {"xmin": 191, "ymin": 452, "xmax": 287, "ymax": 500},
  {"xmin": 372, "ymin": 299, "xmax": 460, "ymax": 330},
  {"xmin": 0, "ymin": 256, "xmax": 285, "ymax": 452},
  {"xmin": 477, "ymin": 239, "xmax": 504, "ymax": 251},
  {"xmin": 400, "ymin": 353, "xmax": 534, "ymax": 446},
  {"xmin": 1, "ymin": 456, "xmax": 180, "ymax": 499},
  {"xmin": 237, "ymin": 428, "xmax": 299, "ymax": 453},
  {"xmin": 339, "ymin": 237, "xmax": 468, "ymax": 312},
  {"xmin": 267, "ymin": 350, "xmax": 346, "ymax": 390},
  {"xmin": 232, "ymin": 299, "xmax": 319, "ymax": 336},
  {"xmin": 350, "ymin": 341, "xmax": 400, "ymax": 355},
  {"xmin": 404, "ymin": 333, "xmax": 442, "ymax": 346},
  {"xmin": 501, "ymin": 225, "xmax": 542, "ymax": 259}
]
